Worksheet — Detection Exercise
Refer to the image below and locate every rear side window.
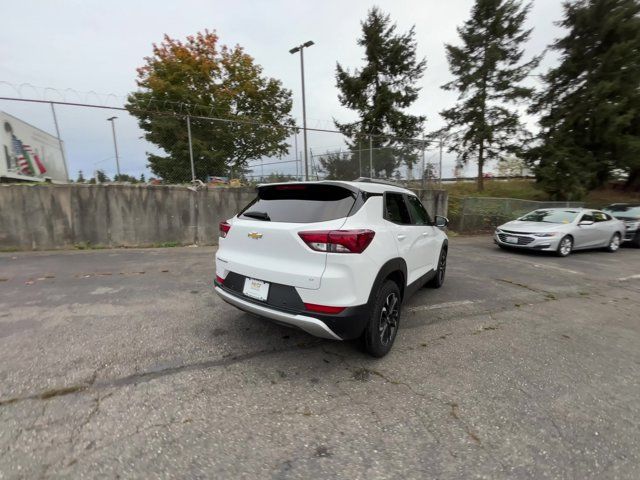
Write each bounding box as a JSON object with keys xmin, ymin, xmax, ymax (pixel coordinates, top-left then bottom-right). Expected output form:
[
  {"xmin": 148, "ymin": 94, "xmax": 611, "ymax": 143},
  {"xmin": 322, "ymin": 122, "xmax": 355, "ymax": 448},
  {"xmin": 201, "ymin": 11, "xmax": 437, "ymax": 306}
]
[
  {"xmin": 592, "ymin": 211, "xmax": 609, "ymax": 222},
  {"xmin": 385, "ymin": 193, "xmax": 411, "ymax": 224},
  {"xmin": 406, "ymin": 195, "xmax": 432, "ymax": 225},
  {"xmin": 239, "ymin": 184, "xmax": 356, "ymax": 223}
]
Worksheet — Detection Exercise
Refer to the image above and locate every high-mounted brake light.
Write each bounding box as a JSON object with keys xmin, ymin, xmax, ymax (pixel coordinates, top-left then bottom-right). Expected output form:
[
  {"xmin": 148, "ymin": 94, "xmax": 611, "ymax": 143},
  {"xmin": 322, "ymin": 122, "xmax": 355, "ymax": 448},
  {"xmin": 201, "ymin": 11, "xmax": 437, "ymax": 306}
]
[
  {"xmin": 219, "ymin": 221, "xmax": 231, "ymax": 238},
  {"xmin": 304, "ymin": 303, "xmax": 346, "ymax": 314},
  {"xmin": 298, "ymin": 229, "xmax": 375, "ymax": 254},
  {"xmin": 275, "ymin": 185, "xmax": 306, "ymax": 190}
]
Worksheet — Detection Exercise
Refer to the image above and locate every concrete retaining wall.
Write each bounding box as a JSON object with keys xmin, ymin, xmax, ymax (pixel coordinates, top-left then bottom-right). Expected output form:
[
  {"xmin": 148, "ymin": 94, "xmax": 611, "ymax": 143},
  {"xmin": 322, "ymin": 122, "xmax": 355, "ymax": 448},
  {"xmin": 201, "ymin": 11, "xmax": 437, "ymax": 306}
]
[{"xmin": 0, "ymin": 184, "xmax": 448, "ymax": 250}]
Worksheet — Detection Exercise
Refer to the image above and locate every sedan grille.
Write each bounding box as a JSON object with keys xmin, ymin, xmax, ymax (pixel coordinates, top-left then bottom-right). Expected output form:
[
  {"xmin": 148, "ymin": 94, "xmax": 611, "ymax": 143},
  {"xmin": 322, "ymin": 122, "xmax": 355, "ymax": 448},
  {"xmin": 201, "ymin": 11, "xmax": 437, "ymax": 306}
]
[
  {"xmin": 500, "ymin": 229, "xmax": 534, "ymax": 235},
  {"xmin": 498, "ymin": 233, "xmax": 535, "ymax": 245}
]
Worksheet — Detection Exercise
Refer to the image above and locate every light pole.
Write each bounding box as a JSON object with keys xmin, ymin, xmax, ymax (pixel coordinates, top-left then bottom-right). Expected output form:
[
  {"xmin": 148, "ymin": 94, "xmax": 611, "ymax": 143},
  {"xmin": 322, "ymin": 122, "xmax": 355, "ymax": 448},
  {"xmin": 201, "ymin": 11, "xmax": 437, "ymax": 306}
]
[
  {"xmin": 289, "ymin": 40, "xmax": 314, "ymax": 181},
  {"xmin": 106, "ymin": 116, "xmax": 121, "ymax": 177}
]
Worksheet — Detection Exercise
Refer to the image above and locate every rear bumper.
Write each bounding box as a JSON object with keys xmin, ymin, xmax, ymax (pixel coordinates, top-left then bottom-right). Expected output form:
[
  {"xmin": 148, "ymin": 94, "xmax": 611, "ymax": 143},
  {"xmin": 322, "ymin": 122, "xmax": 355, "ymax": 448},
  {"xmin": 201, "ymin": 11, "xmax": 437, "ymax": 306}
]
[
  {"xmin": 214, "ymin": 284, "xmax": 371, "ymax": 341},
  {"xmin": 215, "ymin": 286, "xmax": 342, "ymax": 340}
]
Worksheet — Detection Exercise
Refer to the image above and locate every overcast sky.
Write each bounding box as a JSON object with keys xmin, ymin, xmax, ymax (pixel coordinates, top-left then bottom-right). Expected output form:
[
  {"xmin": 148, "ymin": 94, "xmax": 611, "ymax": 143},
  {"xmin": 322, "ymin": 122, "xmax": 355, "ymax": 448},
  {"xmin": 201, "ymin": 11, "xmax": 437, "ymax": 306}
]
[{"xmin": 0, "ymin": 0, "xmax": 566, "ymax": 180}]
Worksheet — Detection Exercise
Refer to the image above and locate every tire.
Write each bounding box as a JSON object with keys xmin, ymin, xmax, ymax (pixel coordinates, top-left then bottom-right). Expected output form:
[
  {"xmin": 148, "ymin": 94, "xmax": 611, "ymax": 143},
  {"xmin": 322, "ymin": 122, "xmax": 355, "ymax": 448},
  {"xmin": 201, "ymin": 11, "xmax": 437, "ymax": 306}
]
[
  {"xmin": 363, "ymin": 280, "xmax": 402, "ymax": 358},
  {"xmin": 605, "ymin": 233, "xmax": 621, "ymax": 252},
  {"xmin": 556, "ymin": 235, "xmax": 573, "ymax": 257},
  {"xmin": 427, "ymin": 247, "xmax": 447, "ymax": 288}
]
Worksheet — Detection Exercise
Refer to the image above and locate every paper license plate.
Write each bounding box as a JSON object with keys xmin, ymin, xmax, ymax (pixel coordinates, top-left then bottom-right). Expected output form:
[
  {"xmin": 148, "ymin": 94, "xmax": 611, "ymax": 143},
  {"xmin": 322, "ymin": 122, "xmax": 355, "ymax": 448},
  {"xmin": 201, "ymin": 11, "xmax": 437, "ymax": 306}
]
[
  {"xmin": 243, "ymin": 278, "xmax": 270, "ymax": 301},
  {"xmin": 506, "ymin": 236, "xmax": 519, "ymax": 244}
]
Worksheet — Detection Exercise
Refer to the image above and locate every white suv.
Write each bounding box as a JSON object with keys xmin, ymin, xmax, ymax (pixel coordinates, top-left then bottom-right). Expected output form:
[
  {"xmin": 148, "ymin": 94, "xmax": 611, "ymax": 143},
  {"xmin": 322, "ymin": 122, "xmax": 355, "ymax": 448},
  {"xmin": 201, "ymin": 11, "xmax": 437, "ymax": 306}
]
[{"xmin": 214, "ymin": 180, "xmax": 449, "ymax": 356}]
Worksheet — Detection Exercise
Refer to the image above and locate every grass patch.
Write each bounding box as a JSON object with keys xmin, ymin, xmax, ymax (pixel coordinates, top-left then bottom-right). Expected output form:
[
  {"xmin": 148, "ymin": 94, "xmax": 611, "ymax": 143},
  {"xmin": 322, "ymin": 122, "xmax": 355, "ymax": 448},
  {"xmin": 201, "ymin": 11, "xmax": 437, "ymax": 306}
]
[
  {"xmin": 444, "ymin": 179, "xmax": 547, "ymax": 201},
  {"xmin": 443, "ymin": 178, "xmax": 640, "ymax": 206},
  {"xmin": 443, "ymin": 179, "xmax": 640, "ymax": 233},
  {"xmin": 74, "ymin": 242, "xmax": 107, "ymax": 250},
  {"xmin": 584, "ymin": 187, "xmax": 640, "ymax": 207},
  {"xmin": 156, "ymin": 241, "xmax": 180, "ymax": 248}
]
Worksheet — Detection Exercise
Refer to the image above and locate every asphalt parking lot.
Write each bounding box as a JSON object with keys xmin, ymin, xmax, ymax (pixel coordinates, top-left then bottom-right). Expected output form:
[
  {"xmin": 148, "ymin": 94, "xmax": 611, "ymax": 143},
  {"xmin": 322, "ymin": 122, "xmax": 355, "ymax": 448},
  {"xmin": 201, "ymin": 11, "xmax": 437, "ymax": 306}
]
[{"xmin": 1, "ymin": 236, "xmax": 639, "ymax": 479}]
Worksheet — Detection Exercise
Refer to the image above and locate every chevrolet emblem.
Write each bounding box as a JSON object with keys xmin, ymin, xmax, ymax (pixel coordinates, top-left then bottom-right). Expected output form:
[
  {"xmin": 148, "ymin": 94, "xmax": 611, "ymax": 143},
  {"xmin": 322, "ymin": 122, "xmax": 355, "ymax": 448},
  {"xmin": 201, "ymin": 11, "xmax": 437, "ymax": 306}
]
[{"xmin": 248, "ymin": 232, "xmax": 263, "ymax": 239}]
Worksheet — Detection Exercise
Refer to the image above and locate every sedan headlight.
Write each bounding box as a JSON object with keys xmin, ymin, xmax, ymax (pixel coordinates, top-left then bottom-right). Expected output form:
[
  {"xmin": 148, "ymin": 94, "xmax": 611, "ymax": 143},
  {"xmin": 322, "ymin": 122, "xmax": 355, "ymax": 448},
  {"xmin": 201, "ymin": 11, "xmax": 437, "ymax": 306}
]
[
  {"xmin": 533, "ymin": 232, "xmax": 558, "ymax": 237},
  {"xmin": 625, "ymin": 221, "xmax": 639, "ymax": 230}
]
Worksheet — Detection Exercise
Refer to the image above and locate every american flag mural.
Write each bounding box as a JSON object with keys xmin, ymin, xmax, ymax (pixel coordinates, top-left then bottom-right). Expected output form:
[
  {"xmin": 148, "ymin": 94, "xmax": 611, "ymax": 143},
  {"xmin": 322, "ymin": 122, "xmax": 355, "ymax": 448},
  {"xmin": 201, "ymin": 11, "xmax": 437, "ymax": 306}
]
[
  {"xmin": 2, "ymin": 112, "xmax": 66, "ymax": 182},
  {"xmin": 11, "ymin": 134, "xmax": 33, "ymax": 175},
  {"xmin": 23, "ymin": 144, "xmax": 47, "ymax": 174}
]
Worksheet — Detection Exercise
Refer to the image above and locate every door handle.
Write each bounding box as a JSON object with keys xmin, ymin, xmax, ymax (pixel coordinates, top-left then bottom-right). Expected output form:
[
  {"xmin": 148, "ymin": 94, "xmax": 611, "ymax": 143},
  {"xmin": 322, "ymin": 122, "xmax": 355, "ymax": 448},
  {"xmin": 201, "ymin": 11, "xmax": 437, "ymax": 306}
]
[{"xmin": 397, "ymin": 234, "xmax": 406, "ymax": 241}]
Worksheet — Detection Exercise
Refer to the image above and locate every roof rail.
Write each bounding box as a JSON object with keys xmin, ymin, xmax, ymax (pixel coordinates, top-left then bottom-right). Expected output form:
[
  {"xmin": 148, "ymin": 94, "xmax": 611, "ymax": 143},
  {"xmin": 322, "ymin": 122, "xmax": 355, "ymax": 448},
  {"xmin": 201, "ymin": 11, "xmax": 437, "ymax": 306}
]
[{"xmin": 352, "ymin": 177, "xmax": 404, "ymax": 187}]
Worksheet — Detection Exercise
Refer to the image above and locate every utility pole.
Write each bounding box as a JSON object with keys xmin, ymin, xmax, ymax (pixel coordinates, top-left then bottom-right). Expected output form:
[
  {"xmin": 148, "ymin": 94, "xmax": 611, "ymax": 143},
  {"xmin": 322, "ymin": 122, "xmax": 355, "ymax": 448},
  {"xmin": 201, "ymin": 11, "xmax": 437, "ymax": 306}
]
[
  {"xmin": 358, "ymin": 138, "xmax": 362, "ymax": 178},
  {"xmin": 421, "ymin": 134, "xmax": 426, "ymax": 191},
  {"xmin": 106, "ymin": 116, "xmax": 121, "ymax": 177},
  {"xmin": 186, "ymin": 116, "xmax": 195, "ymax": 182},
  {"xmin": 369, "ymin": 135, "xmax": 373, "ymax": 178},
  {"xmin": 50, "ymin": 103, "xmax": 69, "ymax": 181},
  {"xmin": 294, "ymin": 131, "xmax": 299, "ymax": 180},
  {"xmin": 289, "ymin": 40, "xmax": 314, "ymax": 180},
  {"xmin": 439, "ymin": 135, "xmax": 444, "ymax": 186}
]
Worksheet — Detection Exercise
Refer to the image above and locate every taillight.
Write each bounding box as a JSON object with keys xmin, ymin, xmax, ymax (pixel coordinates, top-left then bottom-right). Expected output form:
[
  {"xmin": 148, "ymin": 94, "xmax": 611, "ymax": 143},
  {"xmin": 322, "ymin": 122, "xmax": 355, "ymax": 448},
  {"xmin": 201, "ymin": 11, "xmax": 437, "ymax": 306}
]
[
  {"xmin": 304, "ymin": 303, "xmax": 346, "ymax": 314},
  {"xmin": 215, "ymin": 275, "xmax": 224, "ymax": 284},
  {"xmin": 219, "ymin": 221, "xmax": 231, "ymax": 238},
  {"xmin": 298, "ymin": 229, "xmax": 375, "ymax": 254}
]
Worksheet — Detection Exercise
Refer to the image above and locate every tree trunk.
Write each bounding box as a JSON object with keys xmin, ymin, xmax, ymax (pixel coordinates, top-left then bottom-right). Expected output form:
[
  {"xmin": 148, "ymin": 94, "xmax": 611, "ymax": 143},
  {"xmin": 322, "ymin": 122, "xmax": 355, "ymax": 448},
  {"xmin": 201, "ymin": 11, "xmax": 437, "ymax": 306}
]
[
  {"xmin": 625, "ymin": 168, "xmax": 640, "ymax": 190},
  {"xmin": 477, "ymin": 141, "xmax": 485, "ymax": 192}
]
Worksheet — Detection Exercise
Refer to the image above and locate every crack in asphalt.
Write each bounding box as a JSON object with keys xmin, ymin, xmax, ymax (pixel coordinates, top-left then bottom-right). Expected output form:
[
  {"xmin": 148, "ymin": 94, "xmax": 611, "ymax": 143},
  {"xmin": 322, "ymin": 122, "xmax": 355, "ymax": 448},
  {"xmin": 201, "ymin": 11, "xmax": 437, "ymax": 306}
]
[
  {"xmin": 495, "ymin": 278, "xmax": 552, "ymax": 295},
  {"xmin": 449, "ymin": 402, "xmax": 481, "ymax": 444},
  {"xmin": 0, "ymin": 341, "xmax": 323, "ymax": 409},
  {"xmin": 320, "ymin": 346, "xmax": 490, "ymax": 450}
]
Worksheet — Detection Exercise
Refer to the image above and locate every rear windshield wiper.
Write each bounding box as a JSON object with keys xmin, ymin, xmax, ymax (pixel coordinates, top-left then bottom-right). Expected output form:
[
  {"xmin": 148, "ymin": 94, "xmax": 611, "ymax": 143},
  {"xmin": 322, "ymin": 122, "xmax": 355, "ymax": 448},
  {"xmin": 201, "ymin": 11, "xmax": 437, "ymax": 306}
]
[{"xmin": 243, "ymin": 211, "xmax": 271, "ymax": 221}]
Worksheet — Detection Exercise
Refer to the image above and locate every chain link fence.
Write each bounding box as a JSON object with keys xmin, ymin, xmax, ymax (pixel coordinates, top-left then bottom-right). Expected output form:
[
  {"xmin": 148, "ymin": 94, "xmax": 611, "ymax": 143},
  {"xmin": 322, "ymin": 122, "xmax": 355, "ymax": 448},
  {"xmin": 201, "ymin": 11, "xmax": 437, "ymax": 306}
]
[
  {"xmin": 449, "ymin": 196, "xmax": 585, "ymax": 233},
  {"xmin": 5, "ymin": 95, "xmax": 564, "ymax": 235},
  {"xmin": 0, "ymin": 97, "xmax": 445, "ymax": 187}
]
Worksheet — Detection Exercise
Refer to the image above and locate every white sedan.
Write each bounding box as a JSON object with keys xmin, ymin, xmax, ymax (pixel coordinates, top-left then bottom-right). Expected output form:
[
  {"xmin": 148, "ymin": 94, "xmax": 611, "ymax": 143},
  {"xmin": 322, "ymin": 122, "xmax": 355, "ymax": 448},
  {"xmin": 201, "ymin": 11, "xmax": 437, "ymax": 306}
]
[{"xmin": 494, "ymin": 208, "xmax": 625, "ymax": 257}]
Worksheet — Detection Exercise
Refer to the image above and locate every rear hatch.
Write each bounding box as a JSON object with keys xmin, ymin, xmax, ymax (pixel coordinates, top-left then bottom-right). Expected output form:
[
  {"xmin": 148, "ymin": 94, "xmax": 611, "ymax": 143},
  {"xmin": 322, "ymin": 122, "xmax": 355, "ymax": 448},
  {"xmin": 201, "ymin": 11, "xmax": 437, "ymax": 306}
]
[{"xmin": 218, "ymin": 183, "xmax": 357, "ymax": 289}]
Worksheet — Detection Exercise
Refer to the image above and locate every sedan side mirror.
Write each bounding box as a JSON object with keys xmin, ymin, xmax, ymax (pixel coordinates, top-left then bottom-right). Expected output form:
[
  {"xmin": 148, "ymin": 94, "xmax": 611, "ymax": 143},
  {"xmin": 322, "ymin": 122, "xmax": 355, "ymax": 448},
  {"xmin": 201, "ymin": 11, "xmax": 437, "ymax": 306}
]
[
  {"xmin": 434, "ymin": 215, "xmax": 449, "ymax": 228},
  {"xmin": 579, "ymin": 220, "xmax": 594, "ymax": 226}
]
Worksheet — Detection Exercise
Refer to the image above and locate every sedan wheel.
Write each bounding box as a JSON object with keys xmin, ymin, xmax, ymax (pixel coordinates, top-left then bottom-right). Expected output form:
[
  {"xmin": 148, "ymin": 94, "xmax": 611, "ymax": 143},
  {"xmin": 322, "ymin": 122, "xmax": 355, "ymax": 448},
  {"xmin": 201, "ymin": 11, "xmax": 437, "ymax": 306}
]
[
  {"xmin": 557, "ymin": 235, "xmax": 573, "ymax": 257},
  {"xmin": 606, "ymin": 233, "xmax": 621, "ymax": 252}
]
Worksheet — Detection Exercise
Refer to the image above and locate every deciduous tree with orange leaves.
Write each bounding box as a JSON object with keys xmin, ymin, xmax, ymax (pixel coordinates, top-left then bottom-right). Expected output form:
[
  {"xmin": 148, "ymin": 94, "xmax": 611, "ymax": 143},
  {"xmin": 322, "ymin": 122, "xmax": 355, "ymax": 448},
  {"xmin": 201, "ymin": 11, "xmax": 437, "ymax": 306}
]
[{"xmin": 127, "ymin": 30, "xmax": 295, "ymax": 182}]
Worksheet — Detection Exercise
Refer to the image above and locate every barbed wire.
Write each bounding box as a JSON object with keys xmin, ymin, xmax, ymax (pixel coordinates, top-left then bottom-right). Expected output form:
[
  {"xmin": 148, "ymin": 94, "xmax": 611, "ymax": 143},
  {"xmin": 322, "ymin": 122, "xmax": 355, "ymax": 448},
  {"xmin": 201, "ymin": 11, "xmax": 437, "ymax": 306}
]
[{"xmin": 0, "ymin": 81, "xmax": 443, "ymax": 144}]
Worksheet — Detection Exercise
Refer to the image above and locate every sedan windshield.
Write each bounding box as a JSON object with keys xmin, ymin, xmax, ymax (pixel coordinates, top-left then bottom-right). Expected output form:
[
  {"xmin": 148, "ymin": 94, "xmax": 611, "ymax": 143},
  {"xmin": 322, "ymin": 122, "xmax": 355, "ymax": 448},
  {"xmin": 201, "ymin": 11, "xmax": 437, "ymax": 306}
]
[{"xmin": 518, "ymin": 209, "xmax": 580, "ymax": 224}]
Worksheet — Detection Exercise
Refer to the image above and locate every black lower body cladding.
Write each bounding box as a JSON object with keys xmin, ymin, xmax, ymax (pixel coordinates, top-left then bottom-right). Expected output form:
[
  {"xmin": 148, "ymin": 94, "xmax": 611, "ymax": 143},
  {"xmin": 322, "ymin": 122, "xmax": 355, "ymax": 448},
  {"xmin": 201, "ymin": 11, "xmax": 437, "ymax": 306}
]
[{"xmin": 215, "ymin": 273, "xmax": 370, "ymax": 340}]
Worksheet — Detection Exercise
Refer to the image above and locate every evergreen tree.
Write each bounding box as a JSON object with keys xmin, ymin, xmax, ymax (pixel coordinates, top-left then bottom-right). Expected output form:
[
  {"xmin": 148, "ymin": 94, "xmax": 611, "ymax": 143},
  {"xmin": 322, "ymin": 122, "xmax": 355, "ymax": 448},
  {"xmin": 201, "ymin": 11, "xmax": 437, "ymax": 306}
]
[
  {"xmin": 423, "ymin": 163, "xmax": 437, "ymax": 182},
  {"xmin": 318, "ymin": 151, "xmax": 361, "ymax": 180},
  {"xmin": 114, "ymin": 174, "xmax": 139, "ymax": 183},
  {"xmin": 529, "ymin": 0, "xmax": 640, "ymax": 199},
  {"xmin": 139, "ymin": 173, "xmax": 146, "ymax": 183},
  {"xmin": 76, "ymin": 170, "xmax": 85, "ymax": 183},
  {"xmin": 441, "ymin": 0, "xmax": 539, "ymax": 191},
  {"xmin": 335, "ymin": 7, "xmax": 426, "ymax": 177},
  {"xmin": 96, "ymin": 170, "xmax": 110, "ymax": 183}
]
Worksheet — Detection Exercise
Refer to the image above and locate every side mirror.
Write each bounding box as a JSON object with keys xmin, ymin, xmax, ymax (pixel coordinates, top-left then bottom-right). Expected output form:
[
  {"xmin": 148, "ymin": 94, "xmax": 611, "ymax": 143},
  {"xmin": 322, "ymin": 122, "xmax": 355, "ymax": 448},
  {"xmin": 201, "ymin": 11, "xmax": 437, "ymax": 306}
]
[
  {"xmin": 434, "ymin": 215, "xmax": 449, "ymax": 228},
  {"xmin": 579, "ymin": 220, "xmax": 594, "ymax": 226}
]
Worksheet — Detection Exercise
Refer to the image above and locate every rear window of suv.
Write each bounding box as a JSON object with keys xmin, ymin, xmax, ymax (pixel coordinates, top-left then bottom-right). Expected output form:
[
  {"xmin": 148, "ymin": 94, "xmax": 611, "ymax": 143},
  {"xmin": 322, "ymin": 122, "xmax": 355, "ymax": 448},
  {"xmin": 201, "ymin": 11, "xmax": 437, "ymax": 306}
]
[{"xmin": 239, "ymin": 184, "xmax": 357, "ymax": 223}]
